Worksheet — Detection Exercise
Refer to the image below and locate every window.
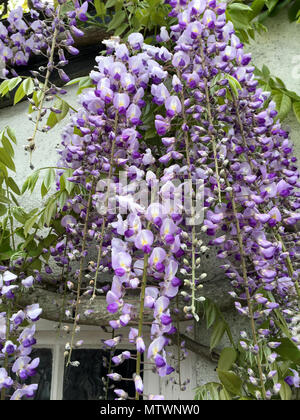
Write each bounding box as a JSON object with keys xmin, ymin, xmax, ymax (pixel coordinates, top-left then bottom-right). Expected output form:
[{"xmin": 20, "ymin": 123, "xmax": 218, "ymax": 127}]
[{"xmin": 63, "ymin": 349, "xmax": 138, "ymax": 400}]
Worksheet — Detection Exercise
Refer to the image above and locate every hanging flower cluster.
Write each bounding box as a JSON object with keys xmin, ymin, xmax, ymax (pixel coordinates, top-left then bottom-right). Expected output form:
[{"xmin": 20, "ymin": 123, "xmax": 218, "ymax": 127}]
[
  {"xmin": 0, "ymin": 0, "xmax": 88, "ymax": 167},
  {"xmin": 56, "ymin": 23, "xmax": 204, "ymax": 398},
  {"xmin": 54, "ymin": 0, "xmax": 300, "ymax": 400},
  {"xmin": 160, "ymin": 0, "xmax": 300, "ymax": 399},
  {"xmin": 0, "ymin": 268, "xmax": 41, "ymax": 400},
  {"xmin": 0, "ymin": 0, "xmax": 83, "ymax": 79}
]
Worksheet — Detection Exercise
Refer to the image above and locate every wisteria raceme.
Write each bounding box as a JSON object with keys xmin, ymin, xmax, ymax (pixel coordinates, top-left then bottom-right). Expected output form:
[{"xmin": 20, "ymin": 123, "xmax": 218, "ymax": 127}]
[
  {"xmin": 56, "ymin": 29, "xmax": 199, "ymax": 398},
  {"xmin": 0, "ymin": 269, "xmax": 41, "ymax": 400},
  {"xmin": 0, "ymin": 0, "xmax": 83, "ymax": 79},
  {"xmin": 53, "ymin": 0, "xmax": 300, "ymax": 400},
  {"xmin": 158, "ymin": 0, "xmax": 300, "ymax": 398}
]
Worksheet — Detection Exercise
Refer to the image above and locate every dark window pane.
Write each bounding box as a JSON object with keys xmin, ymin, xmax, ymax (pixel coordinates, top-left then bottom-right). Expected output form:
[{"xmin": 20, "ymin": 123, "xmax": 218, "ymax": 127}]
[
  {"xmin": 27, "ymin": 348, "xmax": 53, "ymax": 400},
  {"xmin": 63, "ymin": 349, "xmax": 140, "ymax": 400}
]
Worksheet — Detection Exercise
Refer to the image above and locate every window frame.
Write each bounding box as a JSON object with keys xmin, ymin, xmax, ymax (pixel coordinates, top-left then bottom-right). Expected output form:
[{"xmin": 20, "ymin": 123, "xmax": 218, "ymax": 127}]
[{"xmin": 34, "ymin": 319, "xmax": 196, "ymax": 400}]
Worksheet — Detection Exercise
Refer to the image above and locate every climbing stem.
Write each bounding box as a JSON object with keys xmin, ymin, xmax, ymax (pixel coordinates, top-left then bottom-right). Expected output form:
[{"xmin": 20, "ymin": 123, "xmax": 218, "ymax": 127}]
[
  {"xmin": 226, "ymin": 177, "xmax": 267, "ymax": 400},
  {"xmin": 232, "ymin": 94, "xmax": 300, "ymax": 300},
  {"xmin": 105, "ymin": 329, "xmax": 115, "ymax": 400},
  {"xmin": 176, "ymin": 294, "xmax": 182, "ymax": 390},
  {"xmin": 274, "ymin": 231, "xmax": 300, "ymax": 299},
  {"xmin": 178, "ymin": 80, "xmax": 197, "ymax": 320},
  {"xmin": 92, "ymin": 112, "xmax": 119, "ymax": 300},
  {"xmin": 199, "ymin": 40, "xmax": 222, "ymax": 204},
  {"xmin": 66, "ymin": 181, "xmax": 96, "ymax": 367},
  {"xmin": 28, "ymin": 5, "xmax": 61, "ymax": 168},
  {"xmin": 58, "ymin": 236, "xmax": 70, "ymax": 335},
  {"xmin": 135, "ymin": 252, "xmax": 149, "ymax": 400}
]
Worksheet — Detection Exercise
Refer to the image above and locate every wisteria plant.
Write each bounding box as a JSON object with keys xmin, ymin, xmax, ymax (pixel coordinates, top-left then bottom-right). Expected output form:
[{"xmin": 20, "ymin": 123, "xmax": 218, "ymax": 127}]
[{"xmin": 0, "ymin": 0, "xmax": 299, "ymax": 401}]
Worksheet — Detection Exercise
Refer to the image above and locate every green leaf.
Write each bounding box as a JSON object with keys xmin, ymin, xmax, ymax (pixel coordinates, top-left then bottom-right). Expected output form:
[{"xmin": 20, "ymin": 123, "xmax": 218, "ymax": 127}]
[
  {"xmin": 6, "ymin": 177, "xmax": 21, "ymax": 195},
  {"xmin": 24, "ymin": 214, "xmax": 39, "ymax": 237},
  {"xmin": 194, "ymin": 382, "xmax": 223, "ymax": 400},
  {"xmin": 0, "ymin": 195, "xmax": 11, "ymax": 204},
  {"xmin": 94, "ymin": 0, "xmax": 106, "ymax": 17},
  {"xmin": 22, "ymin": 171, "xmax": 40, "ymax": 194},
  {"xmin": 41, "ymin": 168, "xmax": 56, "ymax": 197},
  {"xmin": 217, "ymin": 369, "xmax": 243, "ymax": 396},
  {"xmin": 210, "ymin": 319, "xmax": 226, "ymax": 350},
  {"xmin": 273, "ymin": 92, "xmax": 292, "ymax": 121},
  {"xmin": 60, "ymin": 169, "xmax": 75, "ymax": 195},
  {"xmin": 0, "ymin": 203, "xmax": 7, "ymax": 217},
  {"xmin": 218, "ymin": 347, "xmax": 237, "ymax": 371},
  {"xmin": 106, "ymin": 0, "xmax": 118, "ymax": 8},
  {"xmin": 226, "ymin": 74, "xmax": 242, "ymax": 98},
  {"xmin": 114, "ymin": 22, "xmax": 129, "ymax": 37},
  {"xmin": 203, "ymin": 299, "xmax": 217, "ymax": 329},
  {"xmin": 288, "ymin": 0, "xmax": 300, "ymax": 21},
  {"xmin": 276, "ymin": 338, "xmax": 300, "ymax": 363},
  {"xmin": 8, "ymin": 76, "xmax": 22, "ymax": 92},
  {"xmin": 265, "ymin": 0, "xmax": 279, "ymax": 12},
  {"xmin": 228, "ymin": 3, "xmax": 252, "ymax": 12},
  {"xmin": 22, "ymin": 78, "xmax": 34, "ymax": 96},
  {"xmin": 293, "ymin": 101, "xmax": 300, "ymax": 124},
  {"xmin": 0, "ymin": 147, "xmax": 16, "ymax": 172},
  {"xmin": 46, "ymin": 99, "xmax": 70, "ymax": 128},
  {"xmin": 6, "ymin": 127, "xmax": 17, "ymax": 144},
  {"xmin": 219, "ymin": 388, "xmax": 232, "ymax": 400},
  {"xmin": 11, "ymin": 207, "xmax": 29, "ymax": 224},
  {"xmin": 108, "ymin": 11, "xmax": 126, "ymax": 31},
  {"xmin": 279, "ymin": 380, "xmax": 292, "ymax": 400},
  {"xmin": 42, "ymin": 199, "xmax": 57, "ymax": 226},
  {"xmin": 250, "ymin": 0, "xmax": 266, "ymax": 19},
  {"xmin": 1, "ymin": 135, "xmax": 14, "ymax": 157},
  {"xmin": 13, "ymin": 83, "xmax": 26, "ymax": 105},
  {"xmin": 0, "ymin": 79, "xmax": 11, "ymax": 96}
]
